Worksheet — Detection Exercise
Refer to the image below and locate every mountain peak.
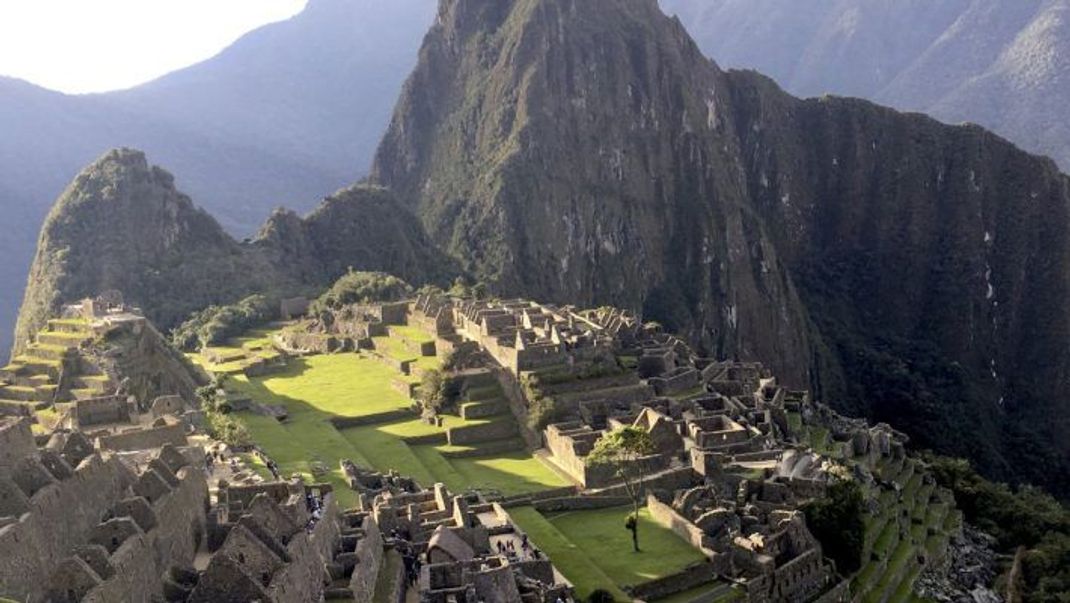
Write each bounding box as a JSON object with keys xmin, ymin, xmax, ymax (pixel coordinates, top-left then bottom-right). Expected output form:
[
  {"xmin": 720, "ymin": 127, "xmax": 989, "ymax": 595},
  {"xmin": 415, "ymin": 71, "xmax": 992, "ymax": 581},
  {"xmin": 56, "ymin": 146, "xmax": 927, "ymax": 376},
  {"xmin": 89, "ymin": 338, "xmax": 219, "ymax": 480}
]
[{"xmin": 371, "ymin": 0, "xmax": 1070, "ymax": 496}]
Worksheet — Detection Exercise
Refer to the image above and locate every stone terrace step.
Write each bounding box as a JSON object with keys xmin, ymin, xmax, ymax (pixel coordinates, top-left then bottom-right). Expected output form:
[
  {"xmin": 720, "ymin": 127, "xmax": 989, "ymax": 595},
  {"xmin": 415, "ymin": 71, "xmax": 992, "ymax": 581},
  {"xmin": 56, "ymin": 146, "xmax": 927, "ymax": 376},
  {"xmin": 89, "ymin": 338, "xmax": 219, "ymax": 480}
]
[
  {"xmin": 552, "ymin": 383, "xmax": 655, "ymax": 407},
  {"xmin": 46, "ymin": 318, "xmax": 92, "ymax": 334},
  {"xmin": 70, "ymin": 388, "xmax": 102, "ymax": 401},
  {"xmin": 0, "ymin": 398, "xmax": 49, "ymax": 412},
  {"xmin": 0, "ymin": 385, "xmax": 44, "ymax": 402},
  {"xmin": 12, "ymin": 356, "xmax": 62, "ymax": 379},
  {"xmin": 0, "ymin": 399, "xmax": 35, "ymax": 416},
  {"xmin": 25, "ymin": 343, "xmax": 71, "ymax": 361},
  {"xmin": 36, "ymin": 331, "xmax": 89, "ymax": 348},
  {"xmin": 533, "ymin": 371, "xmax": 641, "ymax": 397},
  {"xmin": 7, "ymin": 374, "xmax": 53, "ymax": 388},
  {"xmin": 438, "ymin": 438, "xmax": 527, "ymax": 459},
  {"xmin": 459, "ymin": 398, "xmax": 510, "ymax": 420},
  {"xmin": 72, "ymin": 375, "xmax": 114, "ymax": 393}
]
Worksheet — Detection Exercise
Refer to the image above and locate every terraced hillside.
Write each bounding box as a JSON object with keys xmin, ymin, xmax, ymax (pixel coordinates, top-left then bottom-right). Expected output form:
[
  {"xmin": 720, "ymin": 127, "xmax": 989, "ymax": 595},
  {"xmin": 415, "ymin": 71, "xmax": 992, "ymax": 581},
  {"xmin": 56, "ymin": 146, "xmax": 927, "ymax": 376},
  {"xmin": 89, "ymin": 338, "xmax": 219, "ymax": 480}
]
[
  {"xmin": 196, "ymin": 322, "xmax": 574, "ymax": 509},
  {"xmin": 0, "ymin": 317, "xmax": 115, "ymax": 431},
  {"xmin": 787, "ymin": 409, "xmax": 964, "ymax": 602}
]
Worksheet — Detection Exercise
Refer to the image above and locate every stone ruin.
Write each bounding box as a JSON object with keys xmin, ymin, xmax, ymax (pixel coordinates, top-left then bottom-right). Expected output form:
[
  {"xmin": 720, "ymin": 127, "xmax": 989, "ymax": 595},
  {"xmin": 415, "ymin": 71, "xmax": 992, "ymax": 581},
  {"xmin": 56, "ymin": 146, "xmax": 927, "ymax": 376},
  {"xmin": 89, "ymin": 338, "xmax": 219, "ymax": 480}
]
[
  {"xmin": 414, "ymin": 293, "xmax": 620, "ymax": 375},
  {"xmin": 368, "ymin": 481, "xmax": 572, "ymax": 603},
  {"xmin": 277, "ymin": 300, "xmax": 408, "ymax": 354},
  {"xmin": 192, "ymin": 478, "xmax": 379, "ymax": 602},
  {"xmin": 0, "ymin": 417, "xmax": 208, "ymax": 603}
]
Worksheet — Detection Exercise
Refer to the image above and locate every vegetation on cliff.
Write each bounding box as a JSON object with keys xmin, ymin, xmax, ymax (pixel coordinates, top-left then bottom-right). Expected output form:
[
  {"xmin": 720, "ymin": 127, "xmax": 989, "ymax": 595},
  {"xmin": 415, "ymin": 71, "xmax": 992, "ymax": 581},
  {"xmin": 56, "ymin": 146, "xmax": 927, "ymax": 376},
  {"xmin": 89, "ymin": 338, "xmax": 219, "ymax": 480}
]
[
  {"xmin": 309, "ymin": 270, "xmax": 413, "ymax": 314},
  {"xmin": 15, "ymin": 150, "xmax": 455, "ymax": 359},
  {"xmin": 928, "ymin": 456, "xmax": 1070, "ymax": 600},
  {"xmin": 172, "ymin": 294, "xmax": 278, "ymax": 351},
  {"xmin": 371, "ymin": 0, "xmax": 1070, "ymax": 497}
]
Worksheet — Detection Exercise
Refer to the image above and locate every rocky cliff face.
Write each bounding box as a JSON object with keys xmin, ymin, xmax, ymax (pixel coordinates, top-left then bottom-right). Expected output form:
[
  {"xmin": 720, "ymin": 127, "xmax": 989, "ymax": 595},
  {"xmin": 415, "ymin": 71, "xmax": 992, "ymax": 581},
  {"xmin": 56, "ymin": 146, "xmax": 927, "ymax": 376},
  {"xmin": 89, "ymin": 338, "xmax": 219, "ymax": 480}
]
[
  {"xmin": 373, "ymin": 0, "xmax": 815, "ymax": 386},
  {"xmin": 15, "ymin": 149, "xmax": 453, "ymax": 356},
  {"xmin": 372, "ymin": 0, "xmax": 1070, "ymax": 494},
  {"xmin": 659, "ymin": 0, "xmax": 1070, "ymax": 173}
]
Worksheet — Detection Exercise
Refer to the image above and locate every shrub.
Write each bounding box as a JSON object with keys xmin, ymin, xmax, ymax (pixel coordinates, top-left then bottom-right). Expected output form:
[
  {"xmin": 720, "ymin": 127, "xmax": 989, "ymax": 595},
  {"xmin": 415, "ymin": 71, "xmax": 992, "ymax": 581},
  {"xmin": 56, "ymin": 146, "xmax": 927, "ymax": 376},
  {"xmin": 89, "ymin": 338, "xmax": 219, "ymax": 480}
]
[
  {"xmin": 419, "ymin": 369, "xmax": 459, "ymax": 414},
  {"xmin": 172, "ymin": 294, "xmax": 277, "ymax": 351},
  {"xmin": 526, "ymin": 395, "xmax": 560, "ymax": 432},
  {"xmin": 205, "ymin": 411, "xmax": 251, "ymax": 448},
  {"xmin": 802, "ymin": 478, "xmax": 865, "ymax": 574},
  {"xmin": 310, "ymin": 270, "xmax": 412, "ymax": 313}
]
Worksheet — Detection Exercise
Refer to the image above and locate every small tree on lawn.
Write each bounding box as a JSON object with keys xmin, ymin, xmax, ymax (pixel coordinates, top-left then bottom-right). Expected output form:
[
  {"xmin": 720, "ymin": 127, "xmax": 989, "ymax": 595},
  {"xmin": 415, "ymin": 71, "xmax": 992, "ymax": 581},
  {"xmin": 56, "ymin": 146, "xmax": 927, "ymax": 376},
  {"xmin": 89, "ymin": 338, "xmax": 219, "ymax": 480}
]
[{"xmin": 588, "ymin": 425, "xmax": 655, "ymax": 552}]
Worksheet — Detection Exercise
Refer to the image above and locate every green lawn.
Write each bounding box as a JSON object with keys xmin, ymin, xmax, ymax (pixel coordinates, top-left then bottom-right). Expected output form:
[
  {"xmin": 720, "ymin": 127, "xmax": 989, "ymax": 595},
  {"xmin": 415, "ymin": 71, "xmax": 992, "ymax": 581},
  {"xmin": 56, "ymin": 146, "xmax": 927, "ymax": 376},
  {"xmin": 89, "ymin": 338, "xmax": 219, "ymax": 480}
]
[
  {"xmin": 389, "ymin": 324, "xmax": 435, "ymax": 343},
  {"xmin": 510, "ymin": 506, "xmax": 707, "ymax": 600},
  {"xmin": 200, "ymin": 329, "xmax": 585, "ymax": 578},
  {"xmin": 228, "ymin": 354, "xmax": 412, "ymax": 418},
  {"xmin": 341, "ymin": 420, "xmax": 569, "ymax": 496},
  {"xmin": 342, "ymin": 423, "xmax": 438, "ymax": 485},
  {"xmin": 220, "ymin": 352, "xmax": 418, "ymax": 508},
  {"xmin": 653, "ymin": 583, "xmax": 740, "ymax": 603},
  {"xmin": 219, "ymin": 348, "xmax": 565, "ymax": 499},
  {"xmin": 233, "ymin": 411, "xmax": 366, "ymax": 507},
  {"xmin": 372, "ymin": 336, "xmax": 441, "ymax": 372}
]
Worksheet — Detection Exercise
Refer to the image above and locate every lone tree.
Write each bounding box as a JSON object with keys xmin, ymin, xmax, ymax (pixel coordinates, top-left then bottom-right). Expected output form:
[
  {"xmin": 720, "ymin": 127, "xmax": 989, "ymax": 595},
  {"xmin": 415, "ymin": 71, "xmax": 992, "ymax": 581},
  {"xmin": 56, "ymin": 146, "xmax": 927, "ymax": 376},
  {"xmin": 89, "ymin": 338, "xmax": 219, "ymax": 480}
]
[{"xmin": 588, "ymin": 425, "xmax": 655, "ymax": 552}]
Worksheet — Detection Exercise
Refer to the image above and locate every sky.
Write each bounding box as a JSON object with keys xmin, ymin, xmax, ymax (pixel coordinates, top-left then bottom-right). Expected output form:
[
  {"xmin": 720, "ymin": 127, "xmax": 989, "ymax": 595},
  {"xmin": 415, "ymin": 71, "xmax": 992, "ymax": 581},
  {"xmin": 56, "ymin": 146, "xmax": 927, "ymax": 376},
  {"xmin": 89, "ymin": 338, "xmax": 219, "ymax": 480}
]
[{"xmin": 0, "ymin": 0, "xmax": 307, "ymax": 94}]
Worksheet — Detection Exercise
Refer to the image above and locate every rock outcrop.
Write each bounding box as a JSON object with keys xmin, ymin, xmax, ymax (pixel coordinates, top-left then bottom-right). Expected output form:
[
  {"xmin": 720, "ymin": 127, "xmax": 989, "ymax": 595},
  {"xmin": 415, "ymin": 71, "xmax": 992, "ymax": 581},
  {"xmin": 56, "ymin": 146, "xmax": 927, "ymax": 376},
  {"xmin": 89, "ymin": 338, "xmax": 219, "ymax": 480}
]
[
  {"xmin": 14, "ymin": 149, "xmax": 455, "ymax": 358},
  {"xmin": 371, "ymin": 0, "xmax": 1070, "ymax": 495}
]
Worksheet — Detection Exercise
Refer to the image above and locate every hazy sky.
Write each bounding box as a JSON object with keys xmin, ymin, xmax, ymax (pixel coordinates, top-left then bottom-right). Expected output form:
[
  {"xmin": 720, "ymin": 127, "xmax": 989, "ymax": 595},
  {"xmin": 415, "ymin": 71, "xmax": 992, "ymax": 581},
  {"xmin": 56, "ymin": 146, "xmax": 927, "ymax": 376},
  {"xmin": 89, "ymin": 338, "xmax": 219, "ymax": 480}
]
[{"xmin": 0, "ymin": 0, "xmax": 307, "ymax": 94}]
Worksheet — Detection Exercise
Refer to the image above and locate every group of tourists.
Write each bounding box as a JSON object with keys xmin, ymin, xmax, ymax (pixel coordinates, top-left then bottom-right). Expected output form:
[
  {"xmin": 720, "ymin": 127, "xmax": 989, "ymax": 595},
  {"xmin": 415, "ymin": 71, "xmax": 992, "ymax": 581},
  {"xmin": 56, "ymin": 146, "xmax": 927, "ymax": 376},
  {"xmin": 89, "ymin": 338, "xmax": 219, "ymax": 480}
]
[
  {"xmin": 304, "ymin": 490, "xmax": 326, "ymax": 533},
  {"xmin": 203, "ymin": 447, "xmax": 239, "ymax": 476},
  {"xmin": 495, "ymin": 533, "xmax": 543, "ymax": 562}
]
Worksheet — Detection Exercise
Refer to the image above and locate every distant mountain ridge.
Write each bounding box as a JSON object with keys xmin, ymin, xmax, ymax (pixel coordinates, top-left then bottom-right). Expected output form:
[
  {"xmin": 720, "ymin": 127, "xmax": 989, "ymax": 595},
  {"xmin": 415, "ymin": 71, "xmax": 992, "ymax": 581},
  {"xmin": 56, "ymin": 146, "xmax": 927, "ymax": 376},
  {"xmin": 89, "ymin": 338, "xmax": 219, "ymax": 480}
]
[
  {"xmin": 659, "ymin": 0, "xmax": 1070, "ymax": 172},
  {"xmin": 0, "ymin": 0, "xmax": 438, "ymax": 356}
]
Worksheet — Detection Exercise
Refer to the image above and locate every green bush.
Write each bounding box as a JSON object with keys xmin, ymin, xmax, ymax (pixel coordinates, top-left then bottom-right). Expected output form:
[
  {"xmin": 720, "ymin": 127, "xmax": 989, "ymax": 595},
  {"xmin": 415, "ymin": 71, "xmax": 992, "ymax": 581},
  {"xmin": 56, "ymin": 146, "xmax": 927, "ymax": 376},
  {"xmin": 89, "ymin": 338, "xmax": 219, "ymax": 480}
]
[
  {"xmin": 927, "ymin": 455, "xmax": 1070, "ymax": 602},
  {"xmin": 172, "ymin": 294, "xmax": 277, "ymax": 351},
  {"xmin": 526, "ymin": 392, "xmax": 563, "ymax": 432},
  {"xmin": 310, "ymin": 270, "xmax": 412, "ymax": 313},
  {"xmin": 418, "ymin": 369, "xmax": 460, "ymax": 414},
  {"xmin": 928, "ymin": 456, "xmax": 1069, "ymax": 550},
  {"xmin": 206, "ymin": 411, "xmax": 251, "ymax": 448},
  {"xmin": 802, "ymin": 478, "xmax": 865, "ymax": 574}
]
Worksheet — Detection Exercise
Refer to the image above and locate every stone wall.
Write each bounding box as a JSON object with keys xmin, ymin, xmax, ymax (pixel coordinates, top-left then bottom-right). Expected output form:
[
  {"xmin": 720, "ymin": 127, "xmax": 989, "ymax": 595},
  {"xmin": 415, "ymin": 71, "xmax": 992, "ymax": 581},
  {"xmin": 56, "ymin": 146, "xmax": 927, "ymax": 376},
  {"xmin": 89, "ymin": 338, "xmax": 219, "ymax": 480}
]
[
  {"xmin": 82, "ymin": 461, "xmax": 208, "ymax": 602},
  {"xmin": 99, "ymin": 320, "xmax": 203, "ymax": 407},
  {"xmin": 446, "ymin": 418, "xmax": 518, "ymax": 445},
  {"xmin": 495, "ymin": 369, "xmax": 542, "ymax": 449},
  {"xmin": 591, "ymin": 466, "xmax": 696, "ymax": 496},
  {"xmin": 349, "ymin": 514, "xmax": 384, "ymax": 602},
  {"xmin": 0, "ymin": 418, "xmax": 36, "ymax": 475},
  {"xmin": 0, "ymin": 453, "xmax": 135, "ymax": 602},
  {"xmin": 74, "ymin": 396, "xmax": 132, "ymax": 427},
  {"xmin": 646, "ymin": 495, "xmax": 716, "ymax": 554},
  {"xmin": 532, "ymin": 496, "xmax": 632, "ymax": 513},
  {"xmin": 96, "ymin": 421, "xmax": 187, "ymax": 452},
  {"xmin": 628, "ymin": 561, "xmax": 720, "ymax": 601}
]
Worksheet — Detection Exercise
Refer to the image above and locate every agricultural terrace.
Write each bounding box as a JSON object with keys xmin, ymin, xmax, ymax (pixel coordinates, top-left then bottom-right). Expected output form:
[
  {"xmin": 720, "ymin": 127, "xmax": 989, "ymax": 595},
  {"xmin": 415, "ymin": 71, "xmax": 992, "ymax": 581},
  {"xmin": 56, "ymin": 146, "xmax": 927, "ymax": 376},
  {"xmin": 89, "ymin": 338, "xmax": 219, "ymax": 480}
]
[
  {"xmin": 195, "ymin": 323, "xmax": 572, "ymax": 509},
  {"xmin": 785, "ymin": 410, "xmax": 963, "ymax": 601}
]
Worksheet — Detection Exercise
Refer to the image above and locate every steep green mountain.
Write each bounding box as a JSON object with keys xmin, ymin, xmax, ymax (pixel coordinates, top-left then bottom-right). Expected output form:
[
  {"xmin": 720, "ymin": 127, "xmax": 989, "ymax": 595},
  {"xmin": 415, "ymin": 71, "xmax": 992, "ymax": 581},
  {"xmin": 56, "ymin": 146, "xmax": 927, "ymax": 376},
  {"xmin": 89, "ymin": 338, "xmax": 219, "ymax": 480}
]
[
  {"xmin": 659, "ymin": 0, "xmax": 1070, "ymax": 172},
  {"xmin": 0, "ymin": 0, "xmax": 438, "ymax": 356},
  {"xmin": 14, "ymin": 148, "xmax": 452, "ymax": 355},
  {"xmin": 371, "ymin": 0, "xmax": 1070, "ymax": 495}
]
